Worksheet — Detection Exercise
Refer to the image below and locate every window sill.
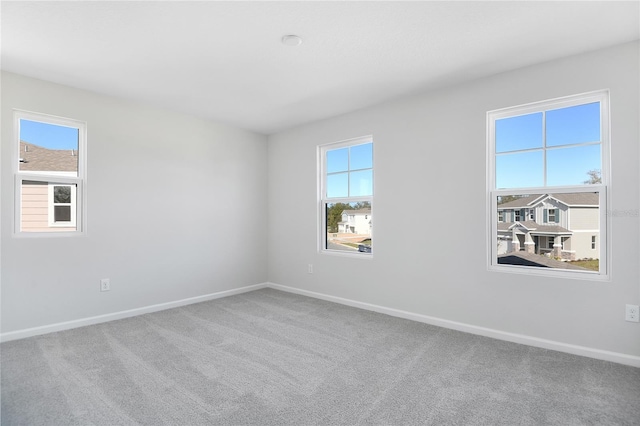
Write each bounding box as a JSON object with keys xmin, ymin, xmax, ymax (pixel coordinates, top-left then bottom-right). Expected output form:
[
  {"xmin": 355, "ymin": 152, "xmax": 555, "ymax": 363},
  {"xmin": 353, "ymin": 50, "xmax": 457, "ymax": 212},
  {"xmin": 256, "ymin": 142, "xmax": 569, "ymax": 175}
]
[
  {"xmin": 320, "ymin": 249, "xmax": 373, "ymax": 259},
  {"xmin": 488, "ymin": 263, "xmax": 609, "ymax": 282}
]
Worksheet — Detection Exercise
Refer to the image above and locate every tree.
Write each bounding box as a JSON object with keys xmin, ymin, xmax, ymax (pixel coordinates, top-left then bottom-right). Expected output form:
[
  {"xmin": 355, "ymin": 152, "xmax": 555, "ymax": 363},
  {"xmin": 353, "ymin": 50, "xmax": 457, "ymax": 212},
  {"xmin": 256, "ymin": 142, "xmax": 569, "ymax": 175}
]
[
  {"xmin": 326, "ymin": 203, "xmax": 353, "ymax": 233},
  {"xmin": 353, "ymin": 201, "xmax": 371, "ymax": 210},
  {"xmin": 583, "ymin": 169, "xmax": 601, "ymax": 184}
]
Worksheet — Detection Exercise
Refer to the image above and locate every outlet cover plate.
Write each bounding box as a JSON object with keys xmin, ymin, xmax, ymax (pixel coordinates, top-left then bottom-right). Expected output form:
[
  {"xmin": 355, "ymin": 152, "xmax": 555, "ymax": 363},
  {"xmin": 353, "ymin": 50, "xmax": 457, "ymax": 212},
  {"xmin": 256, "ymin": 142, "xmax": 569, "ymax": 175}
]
[
  {"xmin": 625, "ymin": 304, "xmax": 639, "ymax": 322},
  {"xmin": 100, "ymin": 278, "xmax": 110, "ymax": 292}
]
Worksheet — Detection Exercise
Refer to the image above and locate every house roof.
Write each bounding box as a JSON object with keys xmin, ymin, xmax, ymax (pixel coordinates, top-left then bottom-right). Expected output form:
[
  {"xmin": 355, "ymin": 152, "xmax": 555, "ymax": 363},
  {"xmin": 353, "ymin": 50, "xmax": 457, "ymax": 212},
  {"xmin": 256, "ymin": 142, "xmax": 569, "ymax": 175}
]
[
  {"xmin": 497, "ymin": 195, "xmax": 542, "ymax": 208},
  {"xmin": 19, "ymin": 141, "xmax": 78, "ymax": 173},
  {"xmin": 342, "ymin": 209, "xmax": 371, "ymax": 215},
  {"xmin": 550, "ymin": 192, "xmax": 599, "ymax": 206},
  {"xmin": 497, "ymin": 220, "xmax": 572, "ymax": 234},
  {"xmin": 498, "ymin": 193, "xmax": 598, "ymax": 209}
]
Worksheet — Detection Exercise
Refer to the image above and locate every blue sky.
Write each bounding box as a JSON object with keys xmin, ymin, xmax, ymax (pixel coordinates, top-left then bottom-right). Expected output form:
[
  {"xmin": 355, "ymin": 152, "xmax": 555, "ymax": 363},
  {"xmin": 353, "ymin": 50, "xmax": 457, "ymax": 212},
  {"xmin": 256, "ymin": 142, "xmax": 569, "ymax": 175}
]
[
  {"xmin": 326, "ymin": 143, "xmax": 373, "ymax": 198},
  {"xmin": 495, "ymin": 102, "xmax": 601, "ymax": 189},
  {"xmin": 20, "ymin": 119, "xmax": 78, "ymax": 150}
]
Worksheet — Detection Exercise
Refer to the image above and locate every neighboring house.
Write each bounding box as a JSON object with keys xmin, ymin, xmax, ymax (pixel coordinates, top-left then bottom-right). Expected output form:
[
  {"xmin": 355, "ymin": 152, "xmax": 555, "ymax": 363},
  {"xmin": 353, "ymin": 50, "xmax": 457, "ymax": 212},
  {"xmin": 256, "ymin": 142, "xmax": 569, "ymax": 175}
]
[
  {"xmin": 338, "ymin": 208, "xmax": 371, "ymax": 235},
  {"xmin": 19, "ymin": 141, "xmax": 78, "ymax": 232},
  {"xmin": 497, "ymin": 193, "xmax": 599, "ymax": 260}
]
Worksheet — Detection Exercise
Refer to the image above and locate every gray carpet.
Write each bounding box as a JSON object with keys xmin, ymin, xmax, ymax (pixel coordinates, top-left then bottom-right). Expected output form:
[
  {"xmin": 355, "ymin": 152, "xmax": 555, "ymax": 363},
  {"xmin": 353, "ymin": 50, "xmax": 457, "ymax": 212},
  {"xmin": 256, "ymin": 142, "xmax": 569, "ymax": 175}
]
[{"xmin": 2, "ymin": 288, "xmax": 639, "ymax": 425}]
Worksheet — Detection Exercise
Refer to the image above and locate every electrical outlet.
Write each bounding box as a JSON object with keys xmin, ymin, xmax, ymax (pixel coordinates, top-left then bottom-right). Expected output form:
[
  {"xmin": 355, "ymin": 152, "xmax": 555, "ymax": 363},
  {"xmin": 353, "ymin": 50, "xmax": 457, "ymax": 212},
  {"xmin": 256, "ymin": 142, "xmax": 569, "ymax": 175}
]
[
  {"xmin": 308, "ymin": 264, "xmax": 313, "ymax": 274},
  {"xmin": 100, "ymin": 278, "xmax": 110, "ymax": 292},
  {"xmin": 625, "ymin": 304, "xmax": 639, "ymax": 322}
]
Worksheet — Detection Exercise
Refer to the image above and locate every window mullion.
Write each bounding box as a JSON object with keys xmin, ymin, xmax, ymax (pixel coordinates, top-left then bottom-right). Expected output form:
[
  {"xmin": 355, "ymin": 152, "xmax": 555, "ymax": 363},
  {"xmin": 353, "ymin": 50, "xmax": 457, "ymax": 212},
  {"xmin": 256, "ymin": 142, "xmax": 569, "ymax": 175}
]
[
  {"xmin": 488, "ymin": 90, "xmax": 608, "ymax": 278},
  {"xmin": 320, "ymin": 137, "xmax": 373, "ymax": 255},
  {"xmin": 14, "ymin": 110, "xmax": 85, "ymax": 236},
  {"xmin": 18, "ymin": 171, "xmax": 81, "ymax": 184},
  {"xmin": 542, "ymin": 110, "xmax": 547, "ymax": 187}
]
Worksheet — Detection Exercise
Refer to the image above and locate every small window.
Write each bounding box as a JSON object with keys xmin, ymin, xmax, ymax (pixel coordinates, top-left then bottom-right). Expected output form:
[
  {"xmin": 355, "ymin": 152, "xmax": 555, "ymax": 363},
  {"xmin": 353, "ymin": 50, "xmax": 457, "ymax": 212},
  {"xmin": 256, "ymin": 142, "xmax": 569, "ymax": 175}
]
[
  {"xmin": 49, "ymin": 184, "xmax": 77, "ymax": 226},
  {"xmin": 592, "ymin": 235, "xmax": 596, "ymax": 250},
  {"xmin": 15, "ymin": 111, "xmax": 86, "ymax": 235},
  {"xmin": 488, "ymin": 91, "xmax": 609, "ymax": 278},
  {"xmin": 319, "ymin": 136, "xmax": 373, "ymax": 255}
]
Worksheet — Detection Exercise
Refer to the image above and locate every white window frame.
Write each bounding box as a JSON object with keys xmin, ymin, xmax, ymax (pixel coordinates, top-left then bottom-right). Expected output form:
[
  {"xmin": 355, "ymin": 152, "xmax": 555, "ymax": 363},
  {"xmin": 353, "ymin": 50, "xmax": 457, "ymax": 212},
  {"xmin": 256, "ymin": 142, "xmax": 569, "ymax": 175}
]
[
  {"xmin": 487, "ymin": 90, "xmax": 610, "ymax": 280},
  {"xmin": 14, "ymin": 110, "xmax": 87, "ymax": 237},
  {"xmin": 318, "ymin": 135, "xmax": 373, "ymax": 257},
  {"xmin": 48, "ymin": 183, "xmax": 77, "ymax": 227}
]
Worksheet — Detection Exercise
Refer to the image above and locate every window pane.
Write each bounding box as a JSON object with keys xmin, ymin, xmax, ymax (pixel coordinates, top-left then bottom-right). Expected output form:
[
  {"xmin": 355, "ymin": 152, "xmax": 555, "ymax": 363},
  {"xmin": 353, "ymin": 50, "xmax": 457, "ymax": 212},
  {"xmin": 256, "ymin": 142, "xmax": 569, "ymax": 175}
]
[
  {"xmin": 326, "ymin": 148, "xmax": 348, "ymax": 173},
  {"xmin": 546, "ymin": 144, "xmax": 601, "ymax": 186},
  {"xmin": 53, "ymin": 186, "xmax": 71, "ymax": 203},
  {"xmin": 327, "ymin": 173, "xmax": 348, "ymax": 198},
  {"xmin": 20, "ymin": 180, "xmax": 77, "ymax": 232},
  {"xmin": 496, "ymin": 151, "xmax": 543, "ymax": 189},
  {"xmin": 19, "ymin": 119, "xmax": 79, "ymax": 175},
  {"xmin": 495, "ymin": 112, "xmax": 542, "ymax": 153},
  {"xmin": 349, "ymin": 143, "xmax": 373, "ymax": 170},
  {"xmin": 349, "ymin": 170, "xmax": 373, "ymax": 196},
  {"xmin": 54, "ymin": 206, "xmax": 71, "ymax": 222},
  {"xmin": 325, "ymin": 202, "xmax": 372, "ymax": 253},
  {"xmin": 547, "ymin": 102, "xmax": 600, "ymax": 147},
  {"xmin": 496, "ymin": 192, "xmax": 599, "ymax": 272}
]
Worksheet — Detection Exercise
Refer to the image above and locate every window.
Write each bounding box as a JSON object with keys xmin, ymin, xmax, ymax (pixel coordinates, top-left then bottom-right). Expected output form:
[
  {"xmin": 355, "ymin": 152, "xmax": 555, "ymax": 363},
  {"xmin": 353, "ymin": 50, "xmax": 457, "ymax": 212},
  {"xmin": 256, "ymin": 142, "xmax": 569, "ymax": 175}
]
[
  {"xmin": 514, "ymin": 209, "xmax": 521, "ymax": 221},
  {"xmin": 319, "ymin": 136, "xmax": 373, "ymax": 255},
  {"xmin": 488, "ymin": 91, "xmax": 609, "ymax": 278},
  {"xmin": 592, "ymin": 235, "xmax": 596, "ymax": 250},
  {"xmin": 49, "ymin": 184, "xmax": 77, "ymax": 226},
  {"xmin": 15, "ymin": 110, "xmax": 86, "ymax": 235}
]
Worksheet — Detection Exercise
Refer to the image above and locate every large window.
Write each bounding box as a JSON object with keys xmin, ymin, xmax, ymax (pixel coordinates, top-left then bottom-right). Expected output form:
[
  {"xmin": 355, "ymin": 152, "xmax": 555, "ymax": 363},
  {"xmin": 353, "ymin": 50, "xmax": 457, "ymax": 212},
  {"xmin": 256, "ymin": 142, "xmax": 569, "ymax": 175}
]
[
  {"xmin": 319, "ymin": 136, "xmax": 373, "ymax": 255},
  {"xmin": 14, "ymin": 110, "xmax": 86, "ymax": 235},
  {"xmin": 488, "ymin": 91, "xmax": 609, "ymax": 278}
]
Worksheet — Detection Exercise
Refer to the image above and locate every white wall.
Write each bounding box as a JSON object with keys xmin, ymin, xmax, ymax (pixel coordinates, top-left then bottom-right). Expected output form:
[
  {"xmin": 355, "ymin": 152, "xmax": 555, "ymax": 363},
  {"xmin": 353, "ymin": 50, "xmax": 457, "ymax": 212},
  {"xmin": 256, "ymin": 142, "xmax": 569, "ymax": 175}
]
[
  {"xmin": 267, "ymin": 42, "xmax": 640, "ymax": 359},
  {"xmin": 1, "ymin": 72, "xmax": 268, "ymax": 334}
]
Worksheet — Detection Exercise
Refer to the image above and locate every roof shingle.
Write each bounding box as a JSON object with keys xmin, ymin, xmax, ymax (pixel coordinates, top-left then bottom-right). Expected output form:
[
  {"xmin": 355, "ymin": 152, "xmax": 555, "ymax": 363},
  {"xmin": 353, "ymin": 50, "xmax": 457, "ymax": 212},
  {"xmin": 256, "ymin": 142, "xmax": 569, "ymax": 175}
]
[{"xmin": 19, "ymin": 141, "xmax": 78, "ymax": 173}]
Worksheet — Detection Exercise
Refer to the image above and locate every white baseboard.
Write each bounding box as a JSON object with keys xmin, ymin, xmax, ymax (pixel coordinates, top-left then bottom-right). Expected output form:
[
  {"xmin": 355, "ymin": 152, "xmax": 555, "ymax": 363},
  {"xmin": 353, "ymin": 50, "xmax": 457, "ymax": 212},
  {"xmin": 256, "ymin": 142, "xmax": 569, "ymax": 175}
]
[
  {"xmin": 267, "ymin": 282, "xmax": 640, "ymax": 368},
  {"xmin": 3, "ymin": 281, "xmax": 638, "ymax": 368},
  {"xmin": 0, "ymin": 282, "xmax": 268, "ymax": 343}
]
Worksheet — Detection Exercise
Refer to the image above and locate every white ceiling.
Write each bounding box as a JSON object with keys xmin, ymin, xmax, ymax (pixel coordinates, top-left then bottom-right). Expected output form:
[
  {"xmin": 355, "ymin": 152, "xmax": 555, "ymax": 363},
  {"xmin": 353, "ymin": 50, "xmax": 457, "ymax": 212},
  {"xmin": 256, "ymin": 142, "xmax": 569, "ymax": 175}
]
[{"xmin": 2, "ymin": 1, "xmax": 639, "ymax": 135}]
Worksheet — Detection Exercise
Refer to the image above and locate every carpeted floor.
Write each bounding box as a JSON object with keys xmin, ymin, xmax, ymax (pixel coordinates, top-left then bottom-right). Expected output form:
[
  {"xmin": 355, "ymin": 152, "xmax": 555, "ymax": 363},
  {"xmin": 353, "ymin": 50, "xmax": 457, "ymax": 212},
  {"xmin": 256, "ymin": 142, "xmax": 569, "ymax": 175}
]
[{"xmin": 2, "ymin": 288, "xmax": 639, "ymax": 425}]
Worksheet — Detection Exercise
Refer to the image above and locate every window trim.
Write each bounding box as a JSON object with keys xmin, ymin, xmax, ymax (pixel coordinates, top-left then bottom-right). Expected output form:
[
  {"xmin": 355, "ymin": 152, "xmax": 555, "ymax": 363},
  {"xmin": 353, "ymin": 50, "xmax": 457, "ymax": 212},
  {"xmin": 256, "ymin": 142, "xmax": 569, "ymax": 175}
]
[
  {"xmin": 48, "ymin": 183, "xmax": 77, "ymax": 227},
  {"xmin": 486, "ymin": 90, "xmax": 610, "ymax": 280},
  {"xmin": 318, "ymin": 135, "xmax": 373, "ymax": 257},
  {"xmin": 13, "ymin": 110, "xmax": 87, "ymax": 237}
]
